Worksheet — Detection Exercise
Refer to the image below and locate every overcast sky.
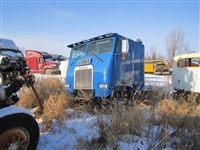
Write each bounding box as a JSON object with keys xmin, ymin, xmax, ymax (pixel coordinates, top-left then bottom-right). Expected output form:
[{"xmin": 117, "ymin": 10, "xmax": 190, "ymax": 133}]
[{"xmin": 0, "ymin": 0, "xmax": 199, "ymax": 57}]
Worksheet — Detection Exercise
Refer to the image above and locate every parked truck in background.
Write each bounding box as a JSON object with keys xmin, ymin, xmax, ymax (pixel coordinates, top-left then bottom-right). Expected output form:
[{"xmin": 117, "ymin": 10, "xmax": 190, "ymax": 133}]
[
  {"xmin": 24, "ymin": 50, "xmax": 61, "ymax": 75},
  {"xmin": 144, "ymin": 62, "xmax": 154, "ymax": 73},
  {"xmin": 154, "ymin": 60, "xmax": 170, "ymax": 75},
  {"xmin": 144, "ymin": 59, "xmax": 171, "ymax": 75},
  {"xmin": 65, "ymin": 33, "xmax": 144, "ymax": 105}
]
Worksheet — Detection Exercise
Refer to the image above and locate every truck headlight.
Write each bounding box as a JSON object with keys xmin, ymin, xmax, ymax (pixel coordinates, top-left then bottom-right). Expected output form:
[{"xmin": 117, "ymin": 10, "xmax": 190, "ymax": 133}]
[
  {"xmin": 99, "ymin": 84, "xmax": 108, "ymax": 89},
  {"xmin": 65, "ymin": 84, "xmax": 70, "ymax": 88}
]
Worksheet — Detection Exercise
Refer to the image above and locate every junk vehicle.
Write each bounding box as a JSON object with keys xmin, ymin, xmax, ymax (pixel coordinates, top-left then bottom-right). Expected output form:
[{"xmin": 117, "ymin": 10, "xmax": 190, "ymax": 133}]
[
  {"xmin": 65, "ymin": 33, "xmax": 145, "ymax": 105},
  {"xmin": 144, "ymin": 59, "xmax": 170, "ymax": 75},
  {"xmin": 0, "ymin": 38, "xmax": 39, "ymax": 149},
  {"xmin": 52, "ymin": 54, "xmax": 66, "ymax": 61},
  {"xmin": 24, "ymin": 50, "xmax": 61, "ymax": 75},
  {"xmin": 172, "ymin": 52, "xmax": 200, "ymax": 97}
]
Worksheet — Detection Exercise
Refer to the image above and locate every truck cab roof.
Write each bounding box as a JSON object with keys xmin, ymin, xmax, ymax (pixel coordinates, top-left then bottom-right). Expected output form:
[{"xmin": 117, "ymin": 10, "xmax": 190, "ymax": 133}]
[
  {"xmin": 25, "ymin": 50, "xmax": 51, "ymax": 57},
  {"xmin": 0, "ymin": 38, "xmax": 19, "ymax": 50},
  {"xmin": 68, "ymin": 33, "xmax": 143, "ymax": 49},
  {"xmin": 67, "ymin": 33, "xmax": 118, "ymax": 48}
]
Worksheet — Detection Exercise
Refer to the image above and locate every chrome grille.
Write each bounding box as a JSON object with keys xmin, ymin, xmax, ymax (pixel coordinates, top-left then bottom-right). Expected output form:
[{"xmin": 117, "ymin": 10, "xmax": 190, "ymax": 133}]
[{"xmin": 74, "ymin": 65, "xmax": 93, "ymax": 89}]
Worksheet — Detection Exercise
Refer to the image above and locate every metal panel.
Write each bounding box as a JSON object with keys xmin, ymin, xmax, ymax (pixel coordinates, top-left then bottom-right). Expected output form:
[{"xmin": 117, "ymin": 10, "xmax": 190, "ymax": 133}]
[{"xmin": 74, "ymin": 65, "xmax": 93, "ymax": 90}]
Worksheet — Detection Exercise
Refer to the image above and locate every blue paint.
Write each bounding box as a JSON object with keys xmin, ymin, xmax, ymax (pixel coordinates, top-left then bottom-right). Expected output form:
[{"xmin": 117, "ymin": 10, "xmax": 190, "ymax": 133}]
[{"xmin": 66, "ymin": 33, "xmax": 144, "ymax": 100}]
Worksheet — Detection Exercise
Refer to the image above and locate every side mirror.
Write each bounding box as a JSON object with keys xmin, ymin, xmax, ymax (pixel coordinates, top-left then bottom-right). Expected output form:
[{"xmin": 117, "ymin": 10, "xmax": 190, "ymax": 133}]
[{"xmin": 121, "ymin": 39, "xmax": 129, "ymax": 54}]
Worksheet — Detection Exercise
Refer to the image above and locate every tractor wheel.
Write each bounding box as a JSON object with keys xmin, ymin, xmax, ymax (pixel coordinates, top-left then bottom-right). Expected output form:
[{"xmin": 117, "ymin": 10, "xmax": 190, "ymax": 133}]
[
  {"xmin": 45, "ymin": 68, "xmax": 52, "ymax": 75},
  {"xmin": 0, "ymin": 113, "xmax": 39, "ymax": 150}
]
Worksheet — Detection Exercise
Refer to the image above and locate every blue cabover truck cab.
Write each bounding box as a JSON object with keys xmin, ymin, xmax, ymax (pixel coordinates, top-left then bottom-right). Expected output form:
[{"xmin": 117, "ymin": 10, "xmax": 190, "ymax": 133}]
[{"xmin": 66, "ymin": 33, "xmax": 144, "ymax": 104}]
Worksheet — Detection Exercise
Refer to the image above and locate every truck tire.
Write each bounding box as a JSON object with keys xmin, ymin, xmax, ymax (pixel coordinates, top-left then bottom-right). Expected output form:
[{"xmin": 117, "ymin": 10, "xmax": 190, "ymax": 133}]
[
  {"xmin": 0, "ymin": 113, "xmax": 39, "ymax": 150},
  {"xmin": 45, "ymin": 68, "xmax": 52, "ymax": 75}
]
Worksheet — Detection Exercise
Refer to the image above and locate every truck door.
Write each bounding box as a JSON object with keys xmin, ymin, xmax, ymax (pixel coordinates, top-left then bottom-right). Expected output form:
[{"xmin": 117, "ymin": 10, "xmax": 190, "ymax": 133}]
[
  {"xmin": 114, "ymin": 39, "xmax": 123, "ymax": 80},
  {"xmin": 114, "ymin": 39, "xmax": 132, "ymax": 83},
  {"xmin": 130, "ymin": 49, "xmax": 134, "ymax": 81},
  {"xmin": 29, "ymin": 57, "xmax": 38, "ymax": 70},
  {"xmin": 38, "ymin": 57, "xmax": 44, "ymax": 70},
  {"xmin": 133, "ymin": 49, "xmax": 144, "ymax": 83}
]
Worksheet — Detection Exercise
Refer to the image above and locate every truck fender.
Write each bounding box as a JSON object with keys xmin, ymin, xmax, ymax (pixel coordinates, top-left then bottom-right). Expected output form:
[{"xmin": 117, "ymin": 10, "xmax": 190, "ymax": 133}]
[
  {"xmin": 44, "ymin": 68, "xmax": 52, "ymax": 75},
  {"xmin": 0, "ymin": 106, "xmax": 32, "ymax": 118},
  {"xmin": 111, "ymin": 85, "xmax": 134, "ymax": 101},
  {"xmin": 0, "ymin": 106, "xmax": 39, "ymax": 150}
]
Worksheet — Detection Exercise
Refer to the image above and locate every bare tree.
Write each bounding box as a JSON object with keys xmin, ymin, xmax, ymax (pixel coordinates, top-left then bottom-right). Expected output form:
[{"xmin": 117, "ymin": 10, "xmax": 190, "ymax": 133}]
[
  {"xmin": 157, "ymin": 54, "xmax": 165, "ymax": 60},
  {"xmin": 183, "ymin": 42, "xmax": 190, "ymax": 53},
  {"xmin": 145, "ymin": 45, "xmax": 157, "ymax": 60},
  {"xmin": 165, "ymin": 27, "xmax": 190, "ymax": 62},
  {"xmin": 145, "ymin": 45, "xmax": 166, "ymax": 60},
  {"xmin": 150, "ymin": 45, "xmax": 157, "ymax": 60},
  {"xmin": 144, "ymin": 52, "xmax": 151, "ymax": 60}
]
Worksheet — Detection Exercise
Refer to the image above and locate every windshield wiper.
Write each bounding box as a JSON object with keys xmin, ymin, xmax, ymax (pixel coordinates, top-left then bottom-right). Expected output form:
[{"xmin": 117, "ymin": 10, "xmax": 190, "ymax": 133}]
[
  {"xmin": 70, "ymin": 55, "xmax": 83, "ymax": 66},
  {"xmin": 92, "ymin": 53, "xmax": 103, "ymax": 62}
]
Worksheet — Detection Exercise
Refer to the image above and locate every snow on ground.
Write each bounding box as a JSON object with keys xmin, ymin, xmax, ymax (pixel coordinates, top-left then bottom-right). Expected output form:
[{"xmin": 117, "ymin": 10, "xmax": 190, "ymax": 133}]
[
  {"xmin": 35, "ymin": 74, "xmax": 173, "ymax": 150},
  {"xmin": 145, "ymin": 74, "xmax": 172, "ymax": 91},
  {"xmin": 36, "ymin": 110, "xmax": 100, "ymax": 150}
]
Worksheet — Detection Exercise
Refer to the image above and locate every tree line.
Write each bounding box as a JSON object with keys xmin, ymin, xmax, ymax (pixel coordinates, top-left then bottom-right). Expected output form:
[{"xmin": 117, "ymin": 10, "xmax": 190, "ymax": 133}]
[{"xmin": 145, "ymin": 27, "xmax": 193, "ymax": 63}]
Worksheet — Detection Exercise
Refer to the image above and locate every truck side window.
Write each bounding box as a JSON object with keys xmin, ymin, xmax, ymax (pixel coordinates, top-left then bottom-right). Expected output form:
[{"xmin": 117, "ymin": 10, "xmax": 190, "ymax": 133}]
[
  {"xmin": 28, "ymin": 53, "xmax": 32, "ymax": 56},
  {"xmin": 185, "ymin": 59, "xmax": 190, "ymax": 67},
  {"xmin": 177, "ymin": 58, "xmax": 200, "ymax": 67},
  {"xmin": 191, "ymin": 58, "xmax": 200, "ymax": 67},
  {"xmin": 39, "ymin": 58, "xmax": 43, "ymax": 63},
  {"xmin": 116, "ymin": 39, "xmax": 130, "ymax": 56},
  {"xmin": 177, "ymin": 59, "xmax": 185, "ymax": 67},
  {"xmin": 116, "ymin": 39, "xmax": 122, "ymax": 54}
]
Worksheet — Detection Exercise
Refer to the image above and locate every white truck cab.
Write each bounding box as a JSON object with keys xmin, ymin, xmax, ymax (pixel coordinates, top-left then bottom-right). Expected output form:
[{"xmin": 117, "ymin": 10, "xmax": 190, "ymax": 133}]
[{"xmin": 172, "ymin": 52, "xmax": 200, "ymax": 93}]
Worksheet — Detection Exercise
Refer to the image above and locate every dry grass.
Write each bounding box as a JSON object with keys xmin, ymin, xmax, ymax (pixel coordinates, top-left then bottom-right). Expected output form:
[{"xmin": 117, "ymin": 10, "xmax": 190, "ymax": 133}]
[
  {"xmin": 16, "ymin": 78, "xmax": 200, "ymax": 149},
  {"xmin": 17, "ymin": 77, "xmax": 72, "ymax": 108},
  {"xmin": 81, "ymin": 101, "xmax": 149, "ymax": 149},
  {"xmin": 16, "ymin": 77, "xmax": 74, "ymax": 132},
  {"xmin": 82, "ymin": 89, "xmax": 200, "ymax": 149},
  {"xmin": 151, "ymin": 92, "xmax": 200, "ymax": 149}
]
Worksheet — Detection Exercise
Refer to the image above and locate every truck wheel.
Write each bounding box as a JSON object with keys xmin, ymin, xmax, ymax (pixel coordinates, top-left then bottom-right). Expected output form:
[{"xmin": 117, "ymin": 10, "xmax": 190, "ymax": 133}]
[
  {"xmin": 45, "ymin": 68, "xmax": 52, "ymax": 75},
  {"xmin": 0, "ymin": 113, "xmax": 39, "ymax": 150}
]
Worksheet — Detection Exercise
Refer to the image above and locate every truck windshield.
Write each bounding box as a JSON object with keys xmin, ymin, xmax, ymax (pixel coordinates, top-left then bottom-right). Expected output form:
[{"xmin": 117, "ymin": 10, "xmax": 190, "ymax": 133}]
[
  {"xmin": 70, "ymin": 44, "xmax": 86, "ymax": 59},
  {"xmin": 87, "ymin": 38, "xmax": 113, "ymax": 55},
  {"xmin": 44, "ymin": 57, "xmax": 54, "ymax": 62},
  {"xmin": 0, "ymin": 49, "xmax": 24, "ymax": 58}
]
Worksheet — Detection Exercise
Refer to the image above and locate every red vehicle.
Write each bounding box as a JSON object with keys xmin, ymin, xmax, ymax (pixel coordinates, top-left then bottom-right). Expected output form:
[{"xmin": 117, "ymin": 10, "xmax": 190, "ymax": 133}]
[{"xmin": 24, "ymin": 50, "xmax": 61, "ymax": 74}]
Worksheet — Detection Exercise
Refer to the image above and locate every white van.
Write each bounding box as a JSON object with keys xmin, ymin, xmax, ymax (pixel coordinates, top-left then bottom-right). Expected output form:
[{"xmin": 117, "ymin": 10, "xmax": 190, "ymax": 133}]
[
  {"xmin": 172, "ymin": 52, "xmax": 200, "ymax": 93},
  {"xmin": 0, "ymin": 38, "xmax": 19, "ymax": 50}
]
